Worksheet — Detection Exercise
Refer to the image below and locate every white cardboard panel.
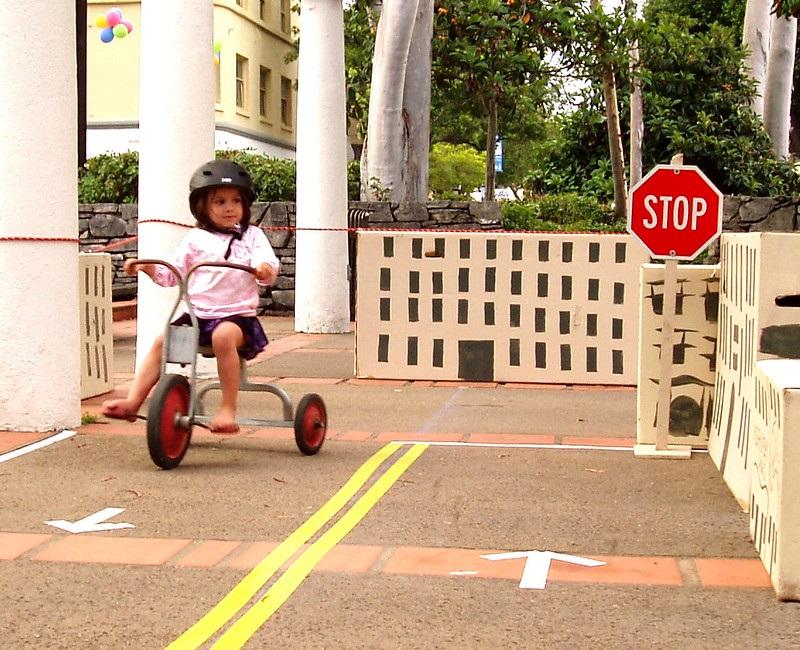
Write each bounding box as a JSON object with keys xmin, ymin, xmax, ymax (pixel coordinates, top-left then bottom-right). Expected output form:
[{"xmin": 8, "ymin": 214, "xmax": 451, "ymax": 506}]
[
  {"xmin": 637, "ymin": 264, "xmax": 719, "ymax": 448},
  {"xmin": 79, "ymin": 254, "xmax": 114, "ymax": 399},
  {"xmin": 356, "ymin": 231, "xmax": 648, "ymax": 384},
  {"xmin": 708, "ymin": 233, "xmax": 800, "ymax": 508},
  {"xmin": 751, "ymin": 359, "xmax": 800, "ymax": 601}
]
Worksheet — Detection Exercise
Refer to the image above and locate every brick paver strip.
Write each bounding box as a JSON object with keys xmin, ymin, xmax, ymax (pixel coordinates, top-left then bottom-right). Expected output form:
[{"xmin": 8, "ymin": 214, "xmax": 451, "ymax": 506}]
[
  {"xmin": 173, "ymin": 540, "xmax": 242, "ymax": 568},
  {"xmin": 275, "ymin": 377, "xmax": 343, "ymax": 384},
  {"xmin": 384, "ymin": 547, "xmax": 685, "ymax": 586},
  {"xmin": 333, "ymin": 430, "xmax": 374, "ymax": 442},
  {"xmin": 694, "ymin": 558, "xmax": 772, "ymax": 588},
  {"xmin": 14, "ymin": 534, "xmax": 771, "ymax": 590},
  {"xmin": 383, "ymin": 547, "xmax": 523, "ymax": 580},
  {"xmin": 561, "ymin": 436, "xmax": 635, "ymax": 448},
  {"xmin": 551, "ymin": 555, "xmax": 684, "ymax": 586},
  {"xmin": 466, "ymin": 433, "xmax": 557, "ymax": 445},
  {"xmin": 0, "ymin": 533, "xmax": 52, "ymax": 559},
  {"xmin": 314, "ymin": 544, "xmax": 384, "ymax": 573},
  {"xmin": 0, "ymin": 432, "xmax": 52, "ymax": 453},
  {"xmin": 224, "ymin": 542, "xmax": 282, "ymax": 569},
  {"xmin": 376, "ymin": 431, "xmax": 463, "ymax": 442},
  {"xmin": 31, "ymin": 536, "xmax": 191, "ymax": 565}
]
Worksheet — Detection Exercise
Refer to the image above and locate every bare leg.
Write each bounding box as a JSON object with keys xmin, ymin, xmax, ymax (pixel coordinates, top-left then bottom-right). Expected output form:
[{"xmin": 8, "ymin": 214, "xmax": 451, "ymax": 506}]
[
  {"xmin": 102, "ymin": 335, "xmax": 164, "ymax": 420},
  {"xmin": 209, "ymin": 321, "xmax": 244, "ymax": 433}
]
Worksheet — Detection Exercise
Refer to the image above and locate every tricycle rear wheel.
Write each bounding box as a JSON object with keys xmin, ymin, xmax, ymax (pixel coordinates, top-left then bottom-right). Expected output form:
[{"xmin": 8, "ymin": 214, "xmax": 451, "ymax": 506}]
[{"xmin": 294, "ymin": 393, "xmax": 326, "ymax": 455}]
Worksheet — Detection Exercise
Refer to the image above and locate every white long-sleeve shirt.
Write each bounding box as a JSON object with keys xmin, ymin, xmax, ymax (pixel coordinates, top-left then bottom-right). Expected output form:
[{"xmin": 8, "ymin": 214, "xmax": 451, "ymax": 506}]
[{"xmin": 152, "ymin": 226, "xmax": 280, "ymax": 319}]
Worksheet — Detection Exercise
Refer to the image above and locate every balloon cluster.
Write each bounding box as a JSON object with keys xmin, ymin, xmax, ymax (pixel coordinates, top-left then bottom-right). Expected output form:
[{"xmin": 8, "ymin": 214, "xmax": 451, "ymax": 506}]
[{"xmin": 95, "ymin": 8, "xmax": 134, "ymax": 43}]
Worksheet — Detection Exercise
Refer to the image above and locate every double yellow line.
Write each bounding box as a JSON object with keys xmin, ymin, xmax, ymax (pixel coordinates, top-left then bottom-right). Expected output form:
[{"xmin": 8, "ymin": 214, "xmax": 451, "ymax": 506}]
[{"xmin": 168, "ymin": 441, "xmax": 427, "ymax": 649}]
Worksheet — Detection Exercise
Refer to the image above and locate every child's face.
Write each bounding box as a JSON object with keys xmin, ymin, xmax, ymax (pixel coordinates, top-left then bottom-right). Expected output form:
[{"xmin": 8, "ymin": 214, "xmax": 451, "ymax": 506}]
[{"xmin": 206, "ymin": 187, "xmax": 244, "ymax": 230}]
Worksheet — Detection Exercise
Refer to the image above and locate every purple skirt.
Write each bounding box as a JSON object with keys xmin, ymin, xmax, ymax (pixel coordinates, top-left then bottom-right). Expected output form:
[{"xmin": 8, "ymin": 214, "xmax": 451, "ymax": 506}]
[{"xmin": 172, "ymin": 313, "xmax": 268, "ymax": 360}]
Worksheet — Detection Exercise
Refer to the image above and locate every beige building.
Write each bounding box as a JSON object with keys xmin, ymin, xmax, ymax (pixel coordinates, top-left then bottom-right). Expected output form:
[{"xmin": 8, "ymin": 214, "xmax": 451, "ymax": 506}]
[{"xmin": 86, "ymin": 0, "xmax": 297, "ymax": 159}]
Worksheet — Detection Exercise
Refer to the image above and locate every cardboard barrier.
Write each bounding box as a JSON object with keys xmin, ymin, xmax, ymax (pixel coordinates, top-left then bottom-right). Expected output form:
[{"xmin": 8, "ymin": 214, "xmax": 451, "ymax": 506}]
[
  {"xmin": 356, "ymin": 231, "xmax": 647, "ymax": 384},
  {"xmin": 751, "ymin": 360, "xmax": 800, "ymax": 600},
  {"xmin": 78, "ymin": 253, "xmax": 114, "ymax": 399},
  {"xmin": 636, "ymin": 264, "xmax": 719, "ymax": 449}
]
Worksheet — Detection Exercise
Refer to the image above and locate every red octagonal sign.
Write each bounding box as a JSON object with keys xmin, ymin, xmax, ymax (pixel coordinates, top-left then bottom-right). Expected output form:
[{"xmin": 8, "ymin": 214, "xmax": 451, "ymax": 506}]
[{"xmin": 627, "ymin": 165, "xmax": 723, "ymax": 260}]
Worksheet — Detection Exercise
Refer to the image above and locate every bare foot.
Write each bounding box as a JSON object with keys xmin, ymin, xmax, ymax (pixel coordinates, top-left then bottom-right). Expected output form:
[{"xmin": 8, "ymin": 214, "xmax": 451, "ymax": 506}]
[
  {"xmin": 101, "ymin": 399, "xmax": 140, "ymax": 422},
  {"xmin": 209, "ymin": 409, "xmax": 239, "ymax": 434}
]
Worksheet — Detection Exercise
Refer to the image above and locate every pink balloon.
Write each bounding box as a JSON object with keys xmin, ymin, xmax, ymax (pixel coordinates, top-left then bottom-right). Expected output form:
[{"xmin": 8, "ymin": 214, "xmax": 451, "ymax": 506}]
[
  {"xmin": 122, "ymin": 20, "xmax": 134, "ymax": 34},
  {"xmin": 106, "ymin": 9, "xmax": 122, "ymax": 27}
]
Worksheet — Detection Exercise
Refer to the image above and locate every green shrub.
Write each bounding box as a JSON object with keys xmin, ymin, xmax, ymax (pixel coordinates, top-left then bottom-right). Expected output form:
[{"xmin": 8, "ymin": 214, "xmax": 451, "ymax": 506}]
[
  {"xmin": 79, "ymin": 150, "xmax": 362, "ymax": 204},
  {"xmin": 217, "ymin": 150, "xmax": 296, "ymax": 201},
  {"xmin": 501, "ymin": 193, "xmax": 623, "ymax": 232},
  {"xmin": 347, "ymin": 160, "xmax": 360, "ymax": 200},
  {"xmin": 78, "ymin": 151, "xmax": 139, "ymax": 204}
]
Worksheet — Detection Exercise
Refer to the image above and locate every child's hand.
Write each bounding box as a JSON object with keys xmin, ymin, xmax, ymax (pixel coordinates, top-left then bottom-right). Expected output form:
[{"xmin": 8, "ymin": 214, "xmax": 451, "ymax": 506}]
[
  {"xmin": 124, "ymin": 259, "xmax": 154, "ymax": 278},
  {"xmin": 254, "ymin": 263, "xmax": 277, "ymax": 285}
]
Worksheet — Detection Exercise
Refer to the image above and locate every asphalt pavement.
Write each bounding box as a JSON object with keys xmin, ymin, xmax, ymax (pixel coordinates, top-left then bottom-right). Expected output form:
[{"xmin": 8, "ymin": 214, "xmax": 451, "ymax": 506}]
[{"xmin": 1, "ymin": 315, "xmax": 799, "ymax": 649}]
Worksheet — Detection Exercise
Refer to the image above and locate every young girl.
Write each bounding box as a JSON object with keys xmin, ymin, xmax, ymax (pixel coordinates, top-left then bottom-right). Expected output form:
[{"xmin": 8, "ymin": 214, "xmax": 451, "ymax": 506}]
[{"xmin": 102, "ymin": 159, "xmax": 280, "ymax": 433}]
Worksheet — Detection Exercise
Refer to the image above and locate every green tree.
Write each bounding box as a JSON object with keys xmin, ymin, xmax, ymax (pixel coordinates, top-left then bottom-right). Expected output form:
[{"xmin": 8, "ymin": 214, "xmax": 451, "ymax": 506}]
[
  {"xmin": 428, "ymin": 142, "xmax": 485, "ymax": 198},
  {"xmin": 530, "ymin": 2, "xmax": 799, "ymax": 198},
  {"xmin": 774, "ymin": 0, "xmax": 800, "ymax": 18},
  {"xmin": 432, "ymin": 0, "xmax": 574, "ymax": 201}
]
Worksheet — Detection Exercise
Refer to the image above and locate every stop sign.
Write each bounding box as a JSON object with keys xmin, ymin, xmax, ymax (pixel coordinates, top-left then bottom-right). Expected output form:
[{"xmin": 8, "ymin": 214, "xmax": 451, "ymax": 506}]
[{"xmin": 627, "ymin": 164, "xmax": 723, "ymax": 260}]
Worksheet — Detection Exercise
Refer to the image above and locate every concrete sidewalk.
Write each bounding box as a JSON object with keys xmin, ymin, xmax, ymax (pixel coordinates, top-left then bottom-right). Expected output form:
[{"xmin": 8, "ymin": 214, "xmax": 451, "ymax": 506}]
[{"xmin": 2, "ymin": 315, "xmax": 799, "ymax": 648}]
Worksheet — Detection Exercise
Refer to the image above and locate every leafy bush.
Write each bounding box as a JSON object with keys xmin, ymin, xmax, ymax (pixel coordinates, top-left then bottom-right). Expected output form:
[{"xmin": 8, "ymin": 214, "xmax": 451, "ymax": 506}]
[
  {"xmin": 78, "ymin": 152, "xmax": 139, "ymax": 204},
  {"xmin": 79, "ymin": 150, "xmax": 362, "ymax": 204},
  {"xmin": 347, "ymin": 160, "xmax": 360, "ymax": 200},
  {"xmin": 502, "ymin": 193, "xmax": 623, "ymax": 232},
  {"xmin": 217, "ymin": 150, "xmax": 296, "ymax": 201}
]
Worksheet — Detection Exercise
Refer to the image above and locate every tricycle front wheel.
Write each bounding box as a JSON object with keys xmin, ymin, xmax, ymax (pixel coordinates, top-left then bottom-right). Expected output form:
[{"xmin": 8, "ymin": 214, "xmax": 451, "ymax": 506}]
[{"xmin": 147, "ymin": 374, "xmax": 193, "ymax": 469}]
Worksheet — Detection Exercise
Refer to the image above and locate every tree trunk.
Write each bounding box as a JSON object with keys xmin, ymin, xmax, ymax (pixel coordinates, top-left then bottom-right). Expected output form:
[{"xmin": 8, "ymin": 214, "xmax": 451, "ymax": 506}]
[
  {"xmin": 601, "ymin": 67, "xmax": 627, "ymax": 218},
  {"xmin": 627, "ymin": 0, "xmax": 643, "ymax": 186},
  {"xmin": 401, "ymin": 0, "xmax": 433, "ymax": 202},
  {"xmin": 742, "ymin": 0, "xmax": 772, "ymax": 118},
  {"xmin": 591, "ymin": 0, "xmax": 627, "ymax": 218},
  {"xmin": 365, "ymin": 0, "xmax": 420, "ymax": 201},
  {"xmin": 484, "ymin": 96, "xmax": 498, "ymax": 202},
  {"xmin": 764, "ymin": 12, "xmax": 798, "ymax": 159}
]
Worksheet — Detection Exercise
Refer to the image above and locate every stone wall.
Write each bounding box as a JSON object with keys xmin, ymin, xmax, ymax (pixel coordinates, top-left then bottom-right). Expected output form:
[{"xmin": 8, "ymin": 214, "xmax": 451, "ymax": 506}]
[
  {"xmin": 78, "ymin": 195, "xmax": 797, "ymax": 308},
  {"xmin": 78, "ymin": 200, "xmax": 503, "ymax": 310}
]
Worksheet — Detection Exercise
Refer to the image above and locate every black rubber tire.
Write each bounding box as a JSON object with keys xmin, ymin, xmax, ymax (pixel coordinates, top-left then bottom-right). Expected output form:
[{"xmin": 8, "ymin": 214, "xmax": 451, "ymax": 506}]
[
  {"xmin": 294, "ymin": 393, "xmax": 327, "ymax": 455},
  {"xmin": 147, "ymin": 374, "xmax": 193, "ymax": 469}
]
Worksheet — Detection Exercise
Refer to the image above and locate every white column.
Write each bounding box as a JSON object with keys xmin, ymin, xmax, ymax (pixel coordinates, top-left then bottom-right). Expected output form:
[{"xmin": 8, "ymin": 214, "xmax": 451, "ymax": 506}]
[
  {"xmin": 136, "ymin": 0, "xmax": 215, "ymax": 366},
  {"xmin": 0, "ymin": 3, "xmax": 81, "ymax": 431},
  {"xmin": 294, "ymin": 0, "xmax": 351, "ymax": 333}
]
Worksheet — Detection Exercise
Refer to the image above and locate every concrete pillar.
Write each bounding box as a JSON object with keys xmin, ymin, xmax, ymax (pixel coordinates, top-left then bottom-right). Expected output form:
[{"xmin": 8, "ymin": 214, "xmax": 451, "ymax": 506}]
[
  {"xmin": 0, "ymin": 3, "xmax": 81, "ymax": 431},
  {"xmin": 294, "ymin": 0, "xmax": 351, "ymax": 333},
  {"xmin": 135, "ymin": 0, "xmax": 215, "ymax": 366}
]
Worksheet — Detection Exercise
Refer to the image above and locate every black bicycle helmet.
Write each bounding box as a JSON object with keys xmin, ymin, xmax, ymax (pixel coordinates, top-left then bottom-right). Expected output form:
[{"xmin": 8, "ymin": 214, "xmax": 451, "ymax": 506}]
[{"xmin": 188, "ymin": 159, "xmax": 255, "ymax": 218}]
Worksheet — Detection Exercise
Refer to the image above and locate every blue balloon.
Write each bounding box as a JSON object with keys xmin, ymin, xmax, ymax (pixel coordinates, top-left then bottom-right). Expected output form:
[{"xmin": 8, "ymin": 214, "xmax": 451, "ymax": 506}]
[{"xmin": 100, "ymin": 27, "xmax": 114, "ymax": 43}]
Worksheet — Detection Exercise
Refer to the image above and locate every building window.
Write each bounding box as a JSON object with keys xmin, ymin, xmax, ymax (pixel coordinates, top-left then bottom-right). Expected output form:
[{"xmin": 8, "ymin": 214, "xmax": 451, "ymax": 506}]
[
  {"xmin": 259, "ymin": 67, "xmax": 271, "ymax": 118},
  {"xmin": 280, "ymin": 76, "xmax": 293, "ymax": 127},
  {"xmin": 236, "ymin": 55, "xmax": 249, "ymax": 110},
  {"xmin": 259, "ymin": 0, "xmax": 267, "ymax": 20},
  {"xmin": 280, "ymin": 0, "xmax": 291, "ymax": 33},
  {"xmin": 236, "ymin": 0, "xmax": 245, "ymax": 7}
]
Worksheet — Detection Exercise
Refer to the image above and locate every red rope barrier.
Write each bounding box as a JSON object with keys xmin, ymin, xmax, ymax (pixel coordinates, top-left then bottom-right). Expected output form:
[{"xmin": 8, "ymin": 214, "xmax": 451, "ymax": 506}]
[{"xmin": 0, "ymin": 236, "xmax": 79, "ymax": 244}]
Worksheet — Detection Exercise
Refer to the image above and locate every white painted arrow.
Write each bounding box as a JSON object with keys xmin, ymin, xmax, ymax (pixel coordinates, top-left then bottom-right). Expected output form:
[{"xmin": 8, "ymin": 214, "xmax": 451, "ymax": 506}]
[
  {"xmin": 481, "ymin": 550, "xmax": 605, "ymax": 589},
  {"xmin": 46, "ymin": 507, "xmax": 135, "ymax": 534}
]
